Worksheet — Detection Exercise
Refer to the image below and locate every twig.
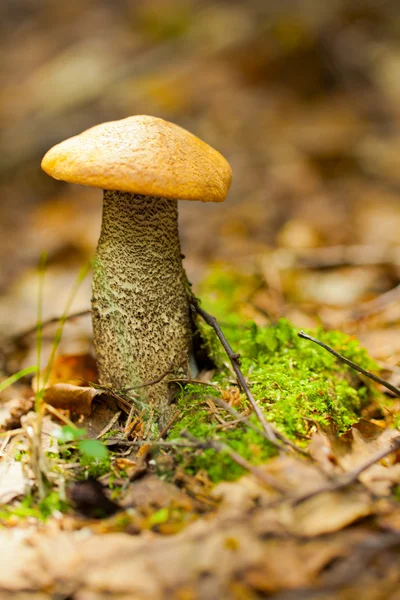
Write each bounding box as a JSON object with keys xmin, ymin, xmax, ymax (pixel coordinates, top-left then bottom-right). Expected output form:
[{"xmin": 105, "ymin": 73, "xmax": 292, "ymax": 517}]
[
  {"xmin": 123, "ymin": 364, "xmax": 174, "ymax": 391},
  {"xmin": 348, "ymin": 283, "xmax": 400, "ymax": 321},
  {"xmin": 270, "ymin": 245, "xmax": 400, "ymax": 270},
  {"xmin": 104, "ymin": 438, "xmax": 199, "ymax": 448},
  {"xmin": 124, "ymin": 403, "xmax": 137, "ymax": 438},
  {"xmin": 0, "ymin": 428, "xmax": 24, "ymax": 438},
  {"xmin": 97, "ymin": 411, "xmax": 121, "ymax": 440},
  {"xmin": 181, "ymin": 431, "xmax": 289, "ymax": 493},
  {"xmin": 93, "ymin": 385, "xmax": 136, "ymax": 414},
  {"xmin": 293, "ymin": 435, "xmax": 400, "ymax": 505},
  {"xmin": 298, "ymin": 330, "xmax": 400, "ymax": 397},
  {"xmin": 208, "ymin": 395, "xmax": 309, "ymax": 458},
  {"xmin": 12, "ymin": 309, "xmax": 91, "ymax": 344},
  {"xmin": 192, "ymin": 301, "xmax": 284, "ymax": 449},
  {"xmin": 158, "ymin": 411, "xmax": 181, "ymax": 438},
  {"xmin": 0, "ymin": 433, "xmax": 10, "ymax": 455},
  {"xmin": 44, "ymin": 403, "xmax": 78, "ymax": 429},
  {"xmin": 169, "ymin": 378, "xmax": 219, "ymax": 388}
]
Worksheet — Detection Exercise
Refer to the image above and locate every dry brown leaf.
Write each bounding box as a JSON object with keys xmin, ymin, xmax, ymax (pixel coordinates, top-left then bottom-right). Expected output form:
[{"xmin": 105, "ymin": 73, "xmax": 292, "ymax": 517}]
[
  {"xmin": 274, "ymin": 488, "xmax": 374, "ymax": 537},
  {"xmin": 0, "ymin": 460, "xmax": 26, "ymax": 504},
  {"xmin": 30, "ymin": 354, "xmax": 101, "ymax": 415},
  {"xmin": 34, "ymin": 353, "xmax": 98, "ymax": 389},
  {"xmin": 215, "ymin": 452, "xmax": 379, "ymax": 537},
  {"xmin": 42, "ymin": 384, "xmax": 100, "ymax": 416},
  {"xmin": 318, "ymin": 421, "xmax": 400, "ymax": 495},
  {"xmin": 0, "ymin": 397, "xmax": 34, "ymax": 431},
  {"xmin": 120, "ymin": 474, "xmax": 197, "ymax": 512},
  {"xmin": 308, "ymin": 430, "xmax": 337, "ymax": 473},
  {"xmin": 243, "ymin": 537, "xmax": 349, "ymax": 592},
  {"xmin": 0, "ymin": 516, "xmax": 380, "ymax": 598}
]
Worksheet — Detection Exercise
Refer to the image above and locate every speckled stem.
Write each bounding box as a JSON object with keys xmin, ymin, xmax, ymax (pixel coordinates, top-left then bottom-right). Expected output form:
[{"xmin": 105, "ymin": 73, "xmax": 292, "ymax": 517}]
[{"xmin": 92, "ymin": 191, "xmax": 192, "ymax": 424}]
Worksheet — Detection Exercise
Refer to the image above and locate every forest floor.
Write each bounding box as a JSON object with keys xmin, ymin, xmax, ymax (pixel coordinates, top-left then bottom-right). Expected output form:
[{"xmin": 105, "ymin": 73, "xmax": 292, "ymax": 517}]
[{"xmin": 2, "ymin": 1, "xmax": 400, "ymax": 598}]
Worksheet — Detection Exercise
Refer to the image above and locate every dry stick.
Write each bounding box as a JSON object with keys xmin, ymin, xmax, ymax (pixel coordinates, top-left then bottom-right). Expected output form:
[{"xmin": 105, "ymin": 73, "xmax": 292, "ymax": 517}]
[
  {"xmin": 208, "ymin": 395, "xmax": 309, "ymax": 458},
  {"xmin": 97, "ymin": 411, "xmax": 122, "ymax": 440},
  {"xmin": 298, "ymin": 330, "xmax": 400, "ymax": 397},
  {"xmin": 158, "ymin": 411, "xmax": 181, "ymax": 438},
  {"xmin": 124, "ymin": 403, "xmax": 138, "ymax": 437},
  {"xmin": 123, "ymin": 411, "xmax": 182, "ymax": 483},
  {"xmin": 349, "ymin": 282, "xmax": 400, "ymax": 321},
  {"xmin": 169, "ymin": 378, "xmax": 219, "ymax": 388},
  {"xmin": 272, "ymin": 244, "xmax": 400, "ymax": 270},
  {"xmin": 193, "ymin": 302, "xmax": 287, "ymax": 450},
  {"xmin": 93, "ymin": 385, "xmax": 134, "ymax": 414},
  {"xmin": 0, "ymin": 433, "xmax": 11, "ymax": 455},
  {"xmin": 0, "ymin": 428, "xmax": 24, "ymax": 438},
  {"xmin": 124, "ymin": 369, "xmax": 218, "ymax": 394},
  {"xmin": 124, "ymin": 364, "xmax": 175, "ymax": 392},
  {"xmin": 105, "ymin": 438, "xmax": 198, "ymax": 448},
  {"xmin": 181, "ymin": 430, "xmax": 289, "ymax": 493},
  {"xmin": 44, "ymin": 403, "xmax": 78, "ymax": 429},
  {"xmin": 12, "ymin": 309, "xmax": 92, "ymax": 345},
  {"xmin": 293, "ymin": 435, "xmax": 400, "ymax": 505}
]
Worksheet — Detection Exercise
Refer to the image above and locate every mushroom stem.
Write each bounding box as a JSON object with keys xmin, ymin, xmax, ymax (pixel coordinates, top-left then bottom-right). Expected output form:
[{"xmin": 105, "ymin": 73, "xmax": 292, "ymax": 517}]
[{"xmin": 92, "ymin": 191, "xmax": 192, "ymax": 423}]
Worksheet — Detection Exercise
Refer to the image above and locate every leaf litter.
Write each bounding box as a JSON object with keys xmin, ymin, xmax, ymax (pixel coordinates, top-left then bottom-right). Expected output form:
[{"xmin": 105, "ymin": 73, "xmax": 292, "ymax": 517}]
[
  {"xmin": 0, "ymin": 316, "xmax": 400, "ymax": 597},
  {"xmin": 1, "ymin": 256, "xmax": 400, "ymax": 599}
]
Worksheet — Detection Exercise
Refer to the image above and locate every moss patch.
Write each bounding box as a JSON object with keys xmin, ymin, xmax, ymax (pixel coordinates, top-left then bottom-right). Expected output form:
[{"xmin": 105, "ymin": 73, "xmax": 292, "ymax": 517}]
[
  {"xmin": 169, "ymin": 266, "xmax": 382, "ymax": 483},
  {"xmin": 169, "ymin": 384, "xmax": 275, "ymax": 482}
]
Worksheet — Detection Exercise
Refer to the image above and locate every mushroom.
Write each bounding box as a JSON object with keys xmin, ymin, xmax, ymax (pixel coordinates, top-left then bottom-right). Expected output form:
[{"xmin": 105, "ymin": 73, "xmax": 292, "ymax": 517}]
[{"xmin": 41, "ymin": 115, "xmax": 232, "ymax": 424}]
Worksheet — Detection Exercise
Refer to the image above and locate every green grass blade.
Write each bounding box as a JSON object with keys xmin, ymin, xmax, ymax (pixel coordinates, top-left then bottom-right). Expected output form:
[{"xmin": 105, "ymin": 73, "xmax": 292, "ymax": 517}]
[
  {"xmin": 0, "ymin": 365, "xmax": 37, "ymax": 394},
  {"xmin": 35, "ymin": 253, "xmax": 47, "ymax": 398},
  {"xmin": 40, "ymin": 261, "xmax": 92, "ymax": 396}
]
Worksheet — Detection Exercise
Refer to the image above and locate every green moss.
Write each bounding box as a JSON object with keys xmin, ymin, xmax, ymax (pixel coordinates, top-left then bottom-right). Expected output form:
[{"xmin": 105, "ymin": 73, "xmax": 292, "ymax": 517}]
[
  {"xmin": 237, "ymin": 319, "xmax": 376, "ymax": 434},
  {"xmin": 169, "ymin": 385, "xmax": 275, "ymax": 482},
  {"xmin": 0, "ymin": 491, "xmax": 69, "ymax": 522},
  {"xmin": 78, "ymin": 455, "xmax": 111, "ymax": 479},
  {"xmin": 170, "ymin": 266, "xmax": 382, "ymax": 483}
]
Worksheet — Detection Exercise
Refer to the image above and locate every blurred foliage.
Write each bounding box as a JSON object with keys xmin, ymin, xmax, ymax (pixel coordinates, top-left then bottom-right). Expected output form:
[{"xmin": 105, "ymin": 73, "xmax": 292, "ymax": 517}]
[{"xmin": 2, "ymin": 0, "xmax": 400, "ymax": 299}]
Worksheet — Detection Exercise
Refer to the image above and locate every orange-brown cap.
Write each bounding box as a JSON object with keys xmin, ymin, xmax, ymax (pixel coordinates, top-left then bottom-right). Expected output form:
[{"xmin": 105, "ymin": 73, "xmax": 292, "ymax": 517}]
[{"xmin": 41, "ymin": 115, "xmax": 232, "ymax": 202}]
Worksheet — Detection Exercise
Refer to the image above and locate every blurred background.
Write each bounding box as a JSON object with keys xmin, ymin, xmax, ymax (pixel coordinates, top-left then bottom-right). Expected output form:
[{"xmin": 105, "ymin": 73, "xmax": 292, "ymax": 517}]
[{"xmin": 1, "ymin": 0, "xmax": 400, "ymax": 366}]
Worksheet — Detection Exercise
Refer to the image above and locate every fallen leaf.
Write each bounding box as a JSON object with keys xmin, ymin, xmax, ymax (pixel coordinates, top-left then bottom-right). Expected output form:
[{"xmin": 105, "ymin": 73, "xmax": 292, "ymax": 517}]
[
  {"xmin": 0, "ymin": 460, "xmax": 26, "ymax": 504},
  {"xmin": 120, "ymin": 474, "xmax": 197, "ymax": 512},
  {"xmin": 274, "ymin": 488, "xmax": 375, "ymax": 537},
  {"xmin": 0, "ymin": 397, "xmax": 34, "ymax": 431},
  {"xmin": 34, "ymin": 354, "xmax": 98, "ymax": 389},
  {"xmin": 321, "ymin": 421, "xmax": 400, "ymax": 495},
  {"xmin": 42, "ymin": 384, "xmax": 101, "ymax": 416}
]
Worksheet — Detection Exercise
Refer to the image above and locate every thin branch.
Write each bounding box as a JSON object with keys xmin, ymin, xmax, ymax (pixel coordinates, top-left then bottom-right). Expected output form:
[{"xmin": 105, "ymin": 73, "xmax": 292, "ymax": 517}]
[
  {"xmin": 124, "ymin": 403, "xmax": 138, "ymax": 438},
  {"xmin": 13, "ymin": 309, "xmax": 91, "ymax": 344},
  {"xmin": 348, "ymin": 283, "xmax": 400, "ymax": 321},
  {"xmin": 0, "ymin": 428, "xmax": 24, "ymax": 438},
  {"xmin": 208, "ymin": 394, "xmax": 309, "ymax": 458},
  {"xmin": 346, "ymin": 436, "xmax": 400, "ymax": 482},
  {"xmin": 169, "ymin": 378, "xmax": 219, "ymax": 388},
  {"xmin": 192, "ymin": 300, "xmax": 286, "ymax": 450},
  {"xmin": 158, "ymin": 411, "xmax": 181, "ymax": 438},
  {"xmin": 271, "ymin": 244, "xmax": 400, "ymax": 270},
  {"xmin": 96, "ymin": 411, "xmax": 121, "ymax": 440},
  {"xmin": 123, "ymin": 368, "xmax": 219, "ymax": 393},
  {"xmin": 298, "ymin": 330, "xmax": 400, "ymax": 397},
  {"xmin": 0, "ymin": 433, "xmax": 11, "ymax": 456},
  {"xmin": 104, "ymin": 438, "xmax": 198, "ymax": 448},
  {"xmin": 44, "ymin": 403, "xmax": 78, "ymax": 428},
  {"xmin": 293, "ymin": 435, "xmax": 400, "ymax": 505},
  {"xmin": 92, "ymin": 385, "xmax": 136, "ymax": 414},
  {"xmin": 123, "ymin": 364, "xmax": 175, "ymax": 391},
  {"xmin": 181, "ymin": 430, "xmax": 288, "ymax": 493}
]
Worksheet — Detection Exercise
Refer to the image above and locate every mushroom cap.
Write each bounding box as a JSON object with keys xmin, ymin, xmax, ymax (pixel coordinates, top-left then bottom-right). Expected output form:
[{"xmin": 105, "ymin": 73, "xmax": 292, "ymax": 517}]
[{"xmin": 41, "ymin": 115, "xmax": 232, "ymax": 202}]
